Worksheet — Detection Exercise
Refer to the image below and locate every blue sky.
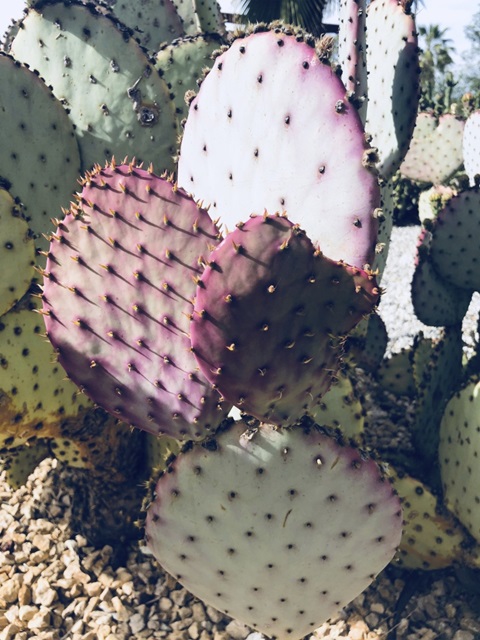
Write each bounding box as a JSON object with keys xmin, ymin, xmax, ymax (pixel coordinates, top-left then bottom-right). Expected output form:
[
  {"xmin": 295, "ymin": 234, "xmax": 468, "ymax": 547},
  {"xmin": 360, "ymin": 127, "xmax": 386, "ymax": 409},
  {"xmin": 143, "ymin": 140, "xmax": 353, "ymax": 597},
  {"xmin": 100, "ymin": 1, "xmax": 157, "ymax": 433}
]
[{"xmin": 0, "ymin": 0, "xmax": 477, "ymax": 65}]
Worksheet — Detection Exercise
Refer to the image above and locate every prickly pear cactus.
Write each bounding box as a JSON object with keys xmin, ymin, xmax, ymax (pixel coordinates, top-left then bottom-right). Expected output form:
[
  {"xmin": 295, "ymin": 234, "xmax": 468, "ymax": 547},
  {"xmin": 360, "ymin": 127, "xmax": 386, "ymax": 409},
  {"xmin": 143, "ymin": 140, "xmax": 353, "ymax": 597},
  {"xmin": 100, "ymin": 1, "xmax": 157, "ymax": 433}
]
[
  {"xmin": 391, "ymin": 468, "xmax": 478, "ymax": 570},
  {"xmin": 178, "ymin": 27, "xmax": 380, "ymax": 270},
  {"xmin": 400, "ymin": 112, "xmax": 465, "ymax": 185},
  {"xmin": 0, "ymin": 51, "xmax": 81, "ymax": 253},
  {"xmin": 411, "ymin": 228, "xmax": 473, "ymax": 327},
  {"xmin": 0, "ymin": 188, "xmax": 35, "ymax": 317},
  {"xmin": 191, "ymin": 215, "xmax": 379, "ymax": 424},
  {"xmin": 41, "ymin": 162, "xmax": 230, "ymax": 441},
  {"xmin": 418, "ymin": 185, "xmax": 456, "ymax": 225},
  {"xmin": 439, "ymin": 377, "xmax": 480, "ymax": 544},
  {"xmin": 428, "ymin": 188, "xmax": 480, "ymax": 292},
  {"xmin": 155, "ymin": 32, "xmax": 225, "ymax": 126},
  {"xmin": 463, "ymin": 109, "xmax": 480, "ymax": 186},
  {"xmin": 362, "ymin": 0, "xmax": 420, "ymax": 180},
  {"xmin": 145, "ymin": 419, "xmax": 402, "ymax": 640},
  {"xmin": 9, "ymin": 1, "xmax": 178, "ymax": 172},
  {"xmin": 96, "ymin": 0, "xmax": 184, "ymax": 53},
  {"xmin": 0, "ymin": 440, "xmax": 51, "ymax": 488}
]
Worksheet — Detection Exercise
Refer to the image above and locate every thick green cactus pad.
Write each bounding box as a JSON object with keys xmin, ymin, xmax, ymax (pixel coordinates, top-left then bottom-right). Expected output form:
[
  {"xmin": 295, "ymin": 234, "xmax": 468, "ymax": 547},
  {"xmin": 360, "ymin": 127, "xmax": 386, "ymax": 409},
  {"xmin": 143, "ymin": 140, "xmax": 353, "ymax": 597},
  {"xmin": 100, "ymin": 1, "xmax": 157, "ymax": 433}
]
[
  {"xmin": 155, "ymin": 33, "xmax": 225, "ymax": 126},
  {"xmin": 0, "ymin": 52, "xmax": 81, "ymax": 253},
  {"xmin": 363, "ymin": 0, "xmax": 419, "ymax": 180},
  {"xmin": 169, "ymin": 0, "xmax": 200, "ymax": 34},
  {"xmin": 178, "ymin": 27, "xmax": 380, "ymax": 270},
  {"xmin": 400, "ymin": 113, "xmax": 465, "ymax": 185},
  {"xmin": 376, "ymin": 349, "xmax": 415, "ymax": 397},
  {"xmin": 193, "ymin": 0, "xmax": 225, "ymax": 34},
  {"xmin": 371, "ymin": 180, "xmax": 394, "ymax": 283},
  {"xmin": 97, "ymin": 0, "xmax": 184, "ymax": 53},
  {"xmin": 429, "ymin": 188, "xmax": 480, "ymax": 292},
  {"xmin": 412, "ymin": 229, "xmax": 473, "ymax": 327},
  {"xmin": 439, "ymin": 377, "xmax": 480, "ymax": 544},
  {"xmin": 411, "ymin": 327, "xmax": 464, "ymax": 466},
  {"xmin": 337, "ymin": 0, "xmax": 367, "ymax": 102},
  {"xmin": 146, "ymin": 420, "xmax": 402, "ymax": 640},
  {"xmin": 0, "ymin": 440, "xmax": 51, "ymax": 488},
  {"xmin": 0, "ymin": 188, "xmax": 35, "ymax": 317},
  {"xmin": 310, "ymin": 369, "xmax": 365, "ymax": 438},
  {"xmin": 463, "ymin": 109, "xmax": 480, "ymax": 186},
  {"xmin": 10, "ymin": 1, "xmax": 178, "ymax": 172},
  {"xmin": 391, "ymin": 467, "xmax": 476, "ymax": 570},
  {"xmin": 344, "ymin": 312, "xmax": 388, "ymax": 373}
]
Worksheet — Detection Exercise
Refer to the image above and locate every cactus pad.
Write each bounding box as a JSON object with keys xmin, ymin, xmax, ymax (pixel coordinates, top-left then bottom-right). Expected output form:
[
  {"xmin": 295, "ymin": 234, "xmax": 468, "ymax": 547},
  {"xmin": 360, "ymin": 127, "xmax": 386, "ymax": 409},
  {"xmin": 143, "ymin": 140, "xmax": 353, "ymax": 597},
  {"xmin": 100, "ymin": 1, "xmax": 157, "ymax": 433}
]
[
  {"xmin": 42, "ymin": 162, "xmax": 229, "ymax": 440},
  {"xmin": 391, "ymin": 468, "xmax": 474, "ymax": 570},
  {"xmin": 145, "ymin": 419, "xmax": 402, "ymax": 640},
  {"xmin": 10, "ymin": 1, "xmax": 178, "ymax": 172},
  {"xmin": 99, "ymin": 0, "xmax": 184, "ymax": 53},
  {"xmin": 429, "ymin": 188, "xmax": 480, "ymax": 292},
  {"xmin": 0, "ymin": 440, "xmax": 51, "ymax": 488},
  {"xmin": 191, "ymin": 215, "xmax": 379, "ymax": 424},
  {"xmin": 0, "ymin": 52, "xmax": 81, "ymax": 253},
  {"xmin": 400, "ymin": 113, "xmax": 465, "ymax": 185},
  {"xmin": 178, "ymin": 28, "xmax": 380, "ymax": 270},
  {"xmin": 363, "ymin": 0, "xmax": 419, "ymax": 180},
  {"xmin": 0, "ymin": 188, "xmax": 35, "ymax": 317},
  {"xmin": 411, "ymin": 229, "xmax": 472, "ymax": 327},
  {"xmin": 463, "ymin": 110, "xmax": 480, "ymax": 186},
  {"xmin": 155, "ymin": 33, "xmax": 225, "ymax": 126},
  {"xmin": 439, "ymin": 377, "xmax": 480, "ymax": 544}
]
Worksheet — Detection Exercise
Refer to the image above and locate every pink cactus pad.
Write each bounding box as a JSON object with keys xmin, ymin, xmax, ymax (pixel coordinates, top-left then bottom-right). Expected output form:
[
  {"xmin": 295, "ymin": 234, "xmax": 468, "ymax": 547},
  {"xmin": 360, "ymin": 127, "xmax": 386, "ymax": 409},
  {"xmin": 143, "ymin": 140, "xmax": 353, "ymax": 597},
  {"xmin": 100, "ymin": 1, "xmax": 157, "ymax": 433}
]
[
  {"xmin": 190, "ymin": 215, "xmax": 379, "ymax": 424},
  {"xmin": 178, "ymin": 28, "xmax": 380, "ymax": 270},
  {"xmin": 42, "ymin": 162, "xmax": 231, "ymax": 441}
]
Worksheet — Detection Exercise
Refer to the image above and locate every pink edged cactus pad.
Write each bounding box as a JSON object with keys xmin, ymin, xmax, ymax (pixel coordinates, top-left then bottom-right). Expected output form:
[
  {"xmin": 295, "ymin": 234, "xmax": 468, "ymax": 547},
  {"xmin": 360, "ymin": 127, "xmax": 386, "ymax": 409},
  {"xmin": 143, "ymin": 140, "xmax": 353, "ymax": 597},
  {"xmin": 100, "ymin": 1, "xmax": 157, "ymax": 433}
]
[
  {"xmin": 41, "ymin": 162, "xmax": 231, "ymax": 441},
  {"xmin": 190, "ymin": 215, "xmax": 380, "ymax": 424},
  {"xmin": 178, "ymin": 27, "xmax": 380, "ymax": 270},
  {"xmin": 145, "ymin": 419, "xmax": 403, "ymax": 640}
]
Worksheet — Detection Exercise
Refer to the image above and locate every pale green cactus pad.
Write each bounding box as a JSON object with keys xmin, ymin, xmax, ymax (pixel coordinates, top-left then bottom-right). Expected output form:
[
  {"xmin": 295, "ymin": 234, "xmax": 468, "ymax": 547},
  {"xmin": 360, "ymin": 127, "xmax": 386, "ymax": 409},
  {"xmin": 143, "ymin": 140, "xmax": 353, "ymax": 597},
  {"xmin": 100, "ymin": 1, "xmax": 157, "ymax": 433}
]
[
  {"xmin": 10, "ymin": 1, "xmax": 178, "ymax": 172},
  {"xmin": 463, "ymin": 109, "xmax": 480, "ymax": 186},
  {"xmin": 146, "ymin": 420, "xmax": 402, "ymax": 640},
  {"xmin": 400, "ymin": 113, "xmax": 465, "ymax": 185},
  {"xmin": 418, "ymin": 185, "xmax": 456, "ymax": 225},
  {"xmin": 0, "ymin": 52, "xmax": 81, "ymax": 253},
  {"xmin": 0, "ymin": 188, "xmax": 35, "ymax": 318},
  {"xmin": 155, "ymin": 33, "xmax": 225, "ymax": 126},
  {"xmin": 97, "ymin": 0, "xmax": 184, "ymax": 53},
  {"xmin": 439, "ymin": 378, "xmax": 480, "ymax": 544}
]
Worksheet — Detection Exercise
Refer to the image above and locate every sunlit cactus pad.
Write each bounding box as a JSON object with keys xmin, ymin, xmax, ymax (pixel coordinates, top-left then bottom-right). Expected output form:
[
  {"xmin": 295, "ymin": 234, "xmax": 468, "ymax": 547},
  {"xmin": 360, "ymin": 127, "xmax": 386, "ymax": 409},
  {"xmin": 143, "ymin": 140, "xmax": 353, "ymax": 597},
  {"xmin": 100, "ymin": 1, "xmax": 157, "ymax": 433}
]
[
  {"xmin": 146, "ymin": 419, "xmax": 402, "ymax": 640},
  {"xmin": 178, "ymin": 27, "xmax": 379, "ymax": 269}
]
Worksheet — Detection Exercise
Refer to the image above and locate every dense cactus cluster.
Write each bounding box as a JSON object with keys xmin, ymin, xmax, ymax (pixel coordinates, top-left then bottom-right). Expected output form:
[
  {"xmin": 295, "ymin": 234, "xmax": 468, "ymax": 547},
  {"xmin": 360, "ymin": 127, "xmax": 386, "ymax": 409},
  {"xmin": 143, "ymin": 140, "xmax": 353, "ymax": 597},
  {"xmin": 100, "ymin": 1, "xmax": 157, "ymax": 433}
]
[{"xmin": 1, "ymin": 0, "xmax": 480, "ymax": 637}]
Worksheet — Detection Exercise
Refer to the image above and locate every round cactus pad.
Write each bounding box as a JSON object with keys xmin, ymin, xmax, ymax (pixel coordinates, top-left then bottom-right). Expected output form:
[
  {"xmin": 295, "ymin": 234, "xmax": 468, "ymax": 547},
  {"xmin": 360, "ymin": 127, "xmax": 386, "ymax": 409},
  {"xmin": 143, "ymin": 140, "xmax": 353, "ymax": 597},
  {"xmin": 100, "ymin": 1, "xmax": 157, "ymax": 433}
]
[
  {"xmin": 191, "ymin": 215, "xmax": 379, "ymax": 425},
  {"xmin": 145, "ymin": 420, "xmax": 402, "ymax": 640},
  {"xmin": 178, "ymin": 28, "xmax": 379, "ymax": 270},
  {"xmin": 10, "ymin": 1, "xmax": 178, "ymax": 172},
  {"xmin": 42, "ymin": 163, "xmax": 229, "ymax": 440}
]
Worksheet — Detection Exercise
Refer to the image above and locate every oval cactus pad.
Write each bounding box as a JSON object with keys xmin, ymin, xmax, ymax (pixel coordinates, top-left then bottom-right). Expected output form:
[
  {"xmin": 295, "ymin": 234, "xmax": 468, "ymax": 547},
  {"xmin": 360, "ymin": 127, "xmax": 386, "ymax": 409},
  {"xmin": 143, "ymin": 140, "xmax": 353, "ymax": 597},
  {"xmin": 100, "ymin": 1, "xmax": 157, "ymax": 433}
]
[
  {"xmin": 145, "ymin": 420, "xmax": 402, "ymax": 640},
  {"xmin": 191, "ymin": 215, "xmax": 379, "ymax": 424},
  {"xmin": 42, "ymin": 162, "xmax": 230, "ymax": 440},
  {"xmin": 178, "ymin": 28, "xmax": 379, "ymax": 269}
]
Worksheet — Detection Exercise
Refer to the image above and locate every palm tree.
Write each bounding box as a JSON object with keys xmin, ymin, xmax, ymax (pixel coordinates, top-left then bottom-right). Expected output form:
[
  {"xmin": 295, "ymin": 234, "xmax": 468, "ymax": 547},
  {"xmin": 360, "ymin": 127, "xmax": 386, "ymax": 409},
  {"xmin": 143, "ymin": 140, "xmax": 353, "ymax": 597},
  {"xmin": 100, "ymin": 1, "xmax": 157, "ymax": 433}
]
[
  {"xmin": 418, "ymin": 24, "xmax": 456, "ymax": 110},
  {"xmin": 236, "ymin": 0, "xmax": 425, "ymax": 39}
]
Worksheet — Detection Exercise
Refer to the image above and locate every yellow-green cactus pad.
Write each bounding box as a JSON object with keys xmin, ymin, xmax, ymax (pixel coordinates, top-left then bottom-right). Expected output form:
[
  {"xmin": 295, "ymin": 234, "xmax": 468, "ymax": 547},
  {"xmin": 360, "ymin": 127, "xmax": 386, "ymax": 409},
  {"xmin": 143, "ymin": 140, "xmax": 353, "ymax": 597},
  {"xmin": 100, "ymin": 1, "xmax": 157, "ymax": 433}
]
[
  {"xmin": 0, "ymin": 189, "xmax": 35, "ymax": 317},
  {"xmin": 391, "ymin": 467, "xmax": 477, "ymax": 570},
  {"xmin": 309, "ymin": 369, "xmax": 365, "ymax": 439},
  {"xmin": 0, "ymin": 439, "xmax": 50, "ymax": 488}
]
